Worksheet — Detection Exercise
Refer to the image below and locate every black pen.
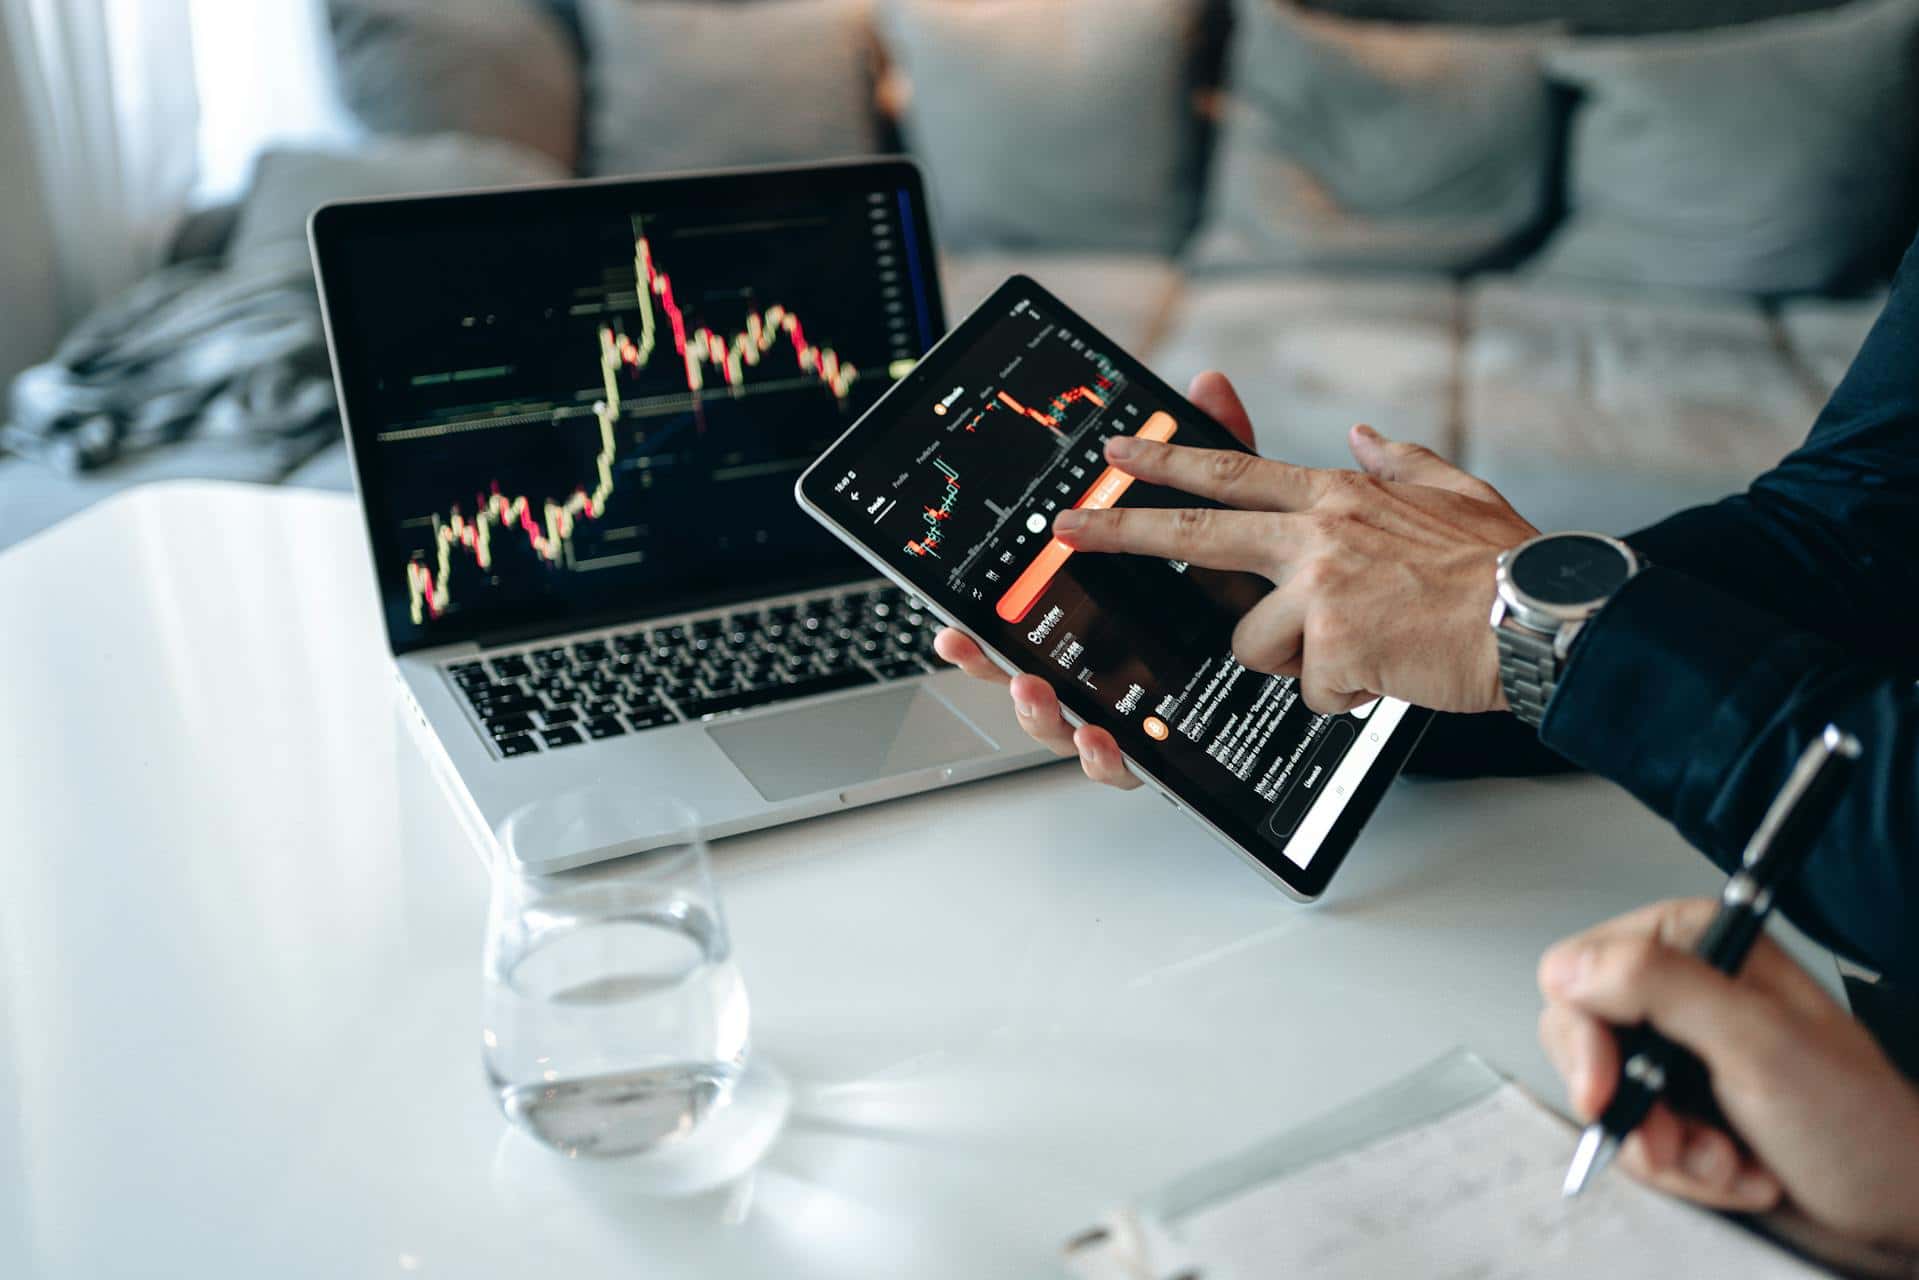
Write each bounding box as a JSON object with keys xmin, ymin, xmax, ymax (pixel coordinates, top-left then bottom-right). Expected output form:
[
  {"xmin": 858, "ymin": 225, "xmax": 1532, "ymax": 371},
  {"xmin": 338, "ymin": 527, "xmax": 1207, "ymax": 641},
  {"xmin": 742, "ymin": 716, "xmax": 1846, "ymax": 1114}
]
[{"xmin": 1561, "ymin": 724, "xmax": 1863, "ymax": 1198}]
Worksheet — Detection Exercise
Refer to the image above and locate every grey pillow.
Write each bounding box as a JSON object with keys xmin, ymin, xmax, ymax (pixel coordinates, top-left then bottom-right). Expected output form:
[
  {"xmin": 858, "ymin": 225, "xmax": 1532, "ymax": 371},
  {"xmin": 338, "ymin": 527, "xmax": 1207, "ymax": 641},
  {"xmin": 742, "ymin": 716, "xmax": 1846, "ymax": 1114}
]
[
  {"xmin": 1534, "ymin": 0, "xmax": 1919, "ymax": 295},
  {"xmin": 881, "ymin": 0, "xmax": 1205, "ymax": 252},
  {"xmin": 327, "ymin": 0, "xmax": 583, "ymax": 170},
  {"xmin": 582, "ymin": 0, "xmax": 881, "ymax": 177},
  {"xmin": 1189, "ymin": 1, "xmax": 1557, "ymax": 274},
  {"xmin": 232, "ymin": 136, "xmax": 567, "ymax": 261}
]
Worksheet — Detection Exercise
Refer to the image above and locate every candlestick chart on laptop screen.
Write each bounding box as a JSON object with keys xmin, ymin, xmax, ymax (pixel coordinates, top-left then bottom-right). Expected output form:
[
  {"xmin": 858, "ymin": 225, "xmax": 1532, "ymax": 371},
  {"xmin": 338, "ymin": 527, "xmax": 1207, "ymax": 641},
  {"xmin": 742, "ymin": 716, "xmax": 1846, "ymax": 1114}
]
[{"xmin": 318, "ymin": 171, "xmax": 941, "ymax": 651}]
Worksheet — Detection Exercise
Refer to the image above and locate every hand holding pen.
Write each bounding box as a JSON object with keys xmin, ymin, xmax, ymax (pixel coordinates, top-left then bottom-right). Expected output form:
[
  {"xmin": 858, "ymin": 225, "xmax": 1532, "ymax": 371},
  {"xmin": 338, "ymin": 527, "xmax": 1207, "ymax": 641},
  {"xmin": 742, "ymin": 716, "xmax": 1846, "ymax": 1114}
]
[
  {"xmin": 1534, "ymin": 730, "xmax": 1919, "ymax": 1251},
  {"xmin": 1558, "ymin": 726, "xmax": 1862, "ymax": 1198},
  {"xmin": 1534, "ymin": 728, "xmax": 1919, "ymax": 1254}
]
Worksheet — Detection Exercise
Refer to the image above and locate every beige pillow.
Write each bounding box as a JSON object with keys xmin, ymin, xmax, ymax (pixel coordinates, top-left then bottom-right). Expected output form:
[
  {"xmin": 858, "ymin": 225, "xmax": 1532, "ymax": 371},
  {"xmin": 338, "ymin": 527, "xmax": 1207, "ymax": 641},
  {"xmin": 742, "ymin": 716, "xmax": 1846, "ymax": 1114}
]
[
  {"xmin": 1190, "ymin": 0, "xmax": 1558, "ymax": 273},
  {"xmin": 582, "ymin": 0, "xmax": 881, "ymax": 177},
  {"xmin": 880, "ymin": 0, "xmax": 1208, "ymax": 251},
  {"xmin": 328, "ymin": 0, "xmax": 583, "ymax": 171}
]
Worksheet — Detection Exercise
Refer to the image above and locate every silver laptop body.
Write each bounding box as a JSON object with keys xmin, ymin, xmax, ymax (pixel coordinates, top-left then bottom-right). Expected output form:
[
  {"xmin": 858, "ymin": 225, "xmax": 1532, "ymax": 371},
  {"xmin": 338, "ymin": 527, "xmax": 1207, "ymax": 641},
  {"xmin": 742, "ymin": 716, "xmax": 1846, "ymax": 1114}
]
[{"xmin": 312, "ymin": 161, "xmax": 1049, "ymax": 872}]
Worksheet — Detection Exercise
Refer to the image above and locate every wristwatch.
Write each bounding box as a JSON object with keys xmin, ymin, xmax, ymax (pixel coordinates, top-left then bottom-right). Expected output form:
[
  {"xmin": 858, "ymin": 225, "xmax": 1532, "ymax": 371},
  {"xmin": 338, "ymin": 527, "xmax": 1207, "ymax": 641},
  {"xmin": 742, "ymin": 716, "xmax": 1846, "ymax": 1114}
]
[{"xmin": 1492, "ymin": 531, "xmax": 1644, "ymax": 728}]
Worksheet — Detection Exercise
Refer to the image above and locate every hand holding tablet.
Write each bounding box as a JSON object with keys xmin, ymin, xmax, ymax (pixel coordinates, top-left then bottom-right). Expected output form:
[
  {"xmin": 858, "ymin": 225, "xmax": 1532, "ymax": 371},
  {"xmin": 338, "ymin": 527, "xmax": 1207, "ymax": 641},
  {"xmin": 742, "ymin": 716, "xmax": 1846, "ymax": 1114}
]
[
  {"xmin": 934, "ymin": 368, "xmax": 1262, "ymax": 793},
  {"xmin": 796, "ymin": 277, "xmax": 1432, "ymax": 899}
]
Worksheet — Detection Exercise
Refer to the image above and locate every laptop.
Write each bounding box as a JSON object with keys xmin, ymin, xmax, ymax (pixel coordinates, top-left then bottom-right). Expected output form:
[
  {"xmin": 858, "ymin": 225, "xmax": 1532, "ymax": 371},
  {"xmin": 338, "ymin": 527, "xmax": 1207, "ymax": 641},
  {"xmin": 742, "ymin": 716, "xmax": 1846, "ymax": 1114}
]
[{"xmin": 311, "ymin": 159, "xmax": 1050, "ymax": 872}]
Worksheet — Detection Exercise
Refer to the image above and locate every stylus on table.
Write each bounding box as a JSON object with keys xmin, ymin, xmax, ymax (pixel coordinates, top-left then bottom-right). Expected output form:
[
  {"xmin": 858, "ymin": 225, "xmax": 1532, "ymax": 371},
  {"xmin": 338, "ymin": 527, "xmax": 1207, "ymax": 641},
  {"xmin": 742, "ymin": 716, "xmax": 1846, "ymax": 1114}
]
[{"xmin": 1560, "ymin": 724, "xmax": 1863, "ymax": 1198}]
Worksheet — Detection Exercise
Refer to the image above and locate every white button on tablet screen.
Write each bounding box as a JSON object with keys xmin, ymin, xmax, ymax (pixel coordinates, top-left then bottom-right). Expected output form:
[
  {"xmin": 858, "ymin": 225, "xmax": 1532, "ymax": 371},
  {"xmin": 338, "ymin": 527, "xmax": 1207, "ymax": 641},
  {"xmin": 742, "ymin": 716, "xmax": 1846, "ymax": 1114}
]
[{"xmin": 1284, "ymin": 698, "xmax": 1409, "ymax": 869}]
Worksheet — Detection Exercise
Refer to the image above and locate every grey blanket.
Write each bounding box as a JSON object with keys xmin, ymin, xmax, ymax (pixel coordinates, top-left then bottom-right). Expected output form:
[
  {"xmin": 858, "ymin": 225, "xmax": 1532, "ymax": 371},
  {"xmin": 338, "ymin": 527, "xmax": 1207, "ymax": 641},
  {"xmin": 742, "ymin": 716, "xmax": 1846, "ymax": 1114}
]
[{"xmin": 1, "ymin": 242, "xmax": 338, "ymax": 479}]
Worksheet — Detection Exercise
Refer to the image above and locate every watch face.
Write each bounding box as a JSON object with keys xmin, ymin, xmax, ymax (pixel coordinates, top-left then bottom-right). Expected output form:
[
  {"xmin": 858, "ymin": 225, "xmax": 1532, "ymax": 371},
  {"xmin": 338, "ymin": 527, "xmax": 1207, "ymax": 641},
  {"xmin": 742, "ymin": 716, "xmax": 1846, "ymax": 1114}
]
[{"xmin": 1510, "ymin": 534, "xmax": 1633, "ymax": 607}]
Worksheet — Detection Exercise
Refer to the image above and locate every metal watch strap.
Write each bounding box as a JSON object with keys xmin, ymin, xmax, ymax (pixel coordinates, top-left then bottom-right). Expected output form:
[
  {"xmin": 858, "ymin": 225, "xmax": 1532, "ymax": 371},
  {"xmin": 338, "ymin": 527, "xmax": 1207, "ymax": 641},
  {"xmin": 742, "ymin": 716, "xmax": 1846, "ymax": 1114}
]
[{"xmin": 1496, "ymin": 623, "xmax": 1558, "ymax": 729}]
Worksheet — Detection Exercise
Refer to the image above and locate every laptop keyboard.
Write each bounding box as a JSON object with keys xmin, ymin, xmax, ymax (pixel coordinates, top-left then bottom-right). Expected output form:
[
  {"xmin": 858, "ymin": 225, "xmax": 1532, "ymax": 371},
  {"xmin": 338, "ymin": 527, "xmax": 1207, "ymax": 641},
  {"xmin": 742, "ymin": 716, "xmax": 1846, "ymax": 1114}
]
[{"xmin": 443, "ymin": 584, "xmax": 941, "ymax": 759}]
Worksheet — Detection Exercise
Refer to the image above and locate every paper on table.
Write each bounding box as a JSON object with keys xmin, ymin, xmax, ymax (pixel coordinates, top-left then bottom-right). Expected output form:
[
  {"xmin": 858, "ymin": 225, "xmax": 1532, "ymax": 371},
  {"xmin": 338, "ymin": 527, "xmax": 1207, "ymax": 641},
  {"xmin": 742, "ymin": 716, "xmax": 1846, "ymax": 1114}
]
[{"xmin": 1065, "ymin": 1057, "xmax": 1819, "ymax": 1280}]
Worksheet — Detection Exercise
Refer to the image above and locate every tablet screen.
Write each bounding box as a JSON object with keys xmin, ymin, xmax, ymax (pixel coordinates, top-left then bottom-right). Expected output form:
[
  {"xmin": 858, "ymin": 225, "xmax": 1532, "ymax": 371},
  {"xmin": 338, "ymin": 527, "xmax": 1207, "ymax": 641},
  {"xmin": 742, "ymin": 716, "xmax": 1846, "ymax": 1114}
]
[{"xmin": 798, "ymin": 277, "xmax": 1427, "ymax": 895}]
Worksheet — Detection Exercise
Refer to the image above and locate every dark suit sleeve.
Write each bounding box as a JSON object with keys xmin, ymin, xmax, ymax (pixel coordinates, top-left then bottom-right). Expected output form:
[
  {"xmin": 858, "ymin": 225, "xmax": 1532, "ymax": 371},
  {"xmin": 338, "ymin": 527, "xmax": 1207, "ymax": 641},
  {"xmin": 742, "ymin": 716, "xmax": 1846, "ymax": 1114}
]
[
  {"xmin": 1413, "ymin": 236, "xmax": 1919, "ymax": 783},
  {"xmin": 1541, "ymin": 573, "xmax": 1918, "ymax": 984},
  {"xmin": 1622, "ymin": 234, "xmax": 1919, "ymax": 652},
  {"xmin": 1537, "ymin": 232, "xmax": 1919, "ymax": 987}
]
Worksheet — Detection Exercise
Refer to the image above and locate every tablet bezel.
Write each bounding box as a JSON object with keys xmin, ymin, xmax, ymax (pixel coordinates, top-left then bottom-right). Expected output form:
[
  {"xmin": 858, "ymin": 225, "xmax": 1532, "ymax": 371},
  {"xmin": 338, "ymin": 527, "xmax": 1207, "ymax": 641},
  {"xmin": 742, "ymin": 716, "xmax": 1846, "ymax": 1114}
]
[{"xmin": 796, "ymin": 275, "xmax": 1432, "ymax": 900}]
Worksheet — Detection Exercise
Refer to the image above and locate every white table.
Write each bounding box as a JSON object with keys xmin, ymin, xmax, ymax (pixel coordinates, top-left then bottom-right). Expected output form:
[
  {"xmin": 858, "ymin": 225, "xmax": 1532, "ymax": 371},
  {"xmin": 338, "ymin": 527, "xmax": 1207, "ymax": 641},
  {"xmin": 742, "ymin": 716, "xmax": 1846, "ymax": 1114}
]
[{"xmin": 0, "ymin": 483, "xmax": 1829, "ymax": 1278}]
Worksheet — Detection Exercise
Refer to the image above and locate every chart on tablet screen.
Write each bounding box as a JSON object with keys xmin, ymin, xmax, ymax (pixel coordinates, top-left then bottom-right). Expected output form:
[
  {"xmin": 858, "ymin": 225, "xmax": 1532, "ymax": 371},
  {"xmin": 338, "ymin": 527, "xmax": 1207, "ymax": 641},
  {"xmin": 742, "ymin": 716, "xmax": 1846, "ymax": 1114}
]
[
  {"xmin": 819, "ymin": 287, "xmax": 1407, "ymax": 865},
  {"xmin": 825, "ymin": 296, "xmax": 1180, "ymax": 622}
]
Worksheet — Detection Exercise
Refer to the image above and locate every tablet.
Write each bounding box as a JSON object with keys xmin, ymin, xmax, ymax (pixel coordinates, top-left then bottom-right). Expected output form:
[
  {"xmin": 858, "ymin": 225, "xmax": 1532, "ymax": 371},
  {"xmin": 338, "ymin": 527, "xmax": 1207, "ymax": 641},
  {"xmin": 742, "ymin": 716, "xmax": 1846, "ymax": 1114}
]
[{"xmin": 796, "ymin": 276, "xmax": 1431, "ymax": 899}]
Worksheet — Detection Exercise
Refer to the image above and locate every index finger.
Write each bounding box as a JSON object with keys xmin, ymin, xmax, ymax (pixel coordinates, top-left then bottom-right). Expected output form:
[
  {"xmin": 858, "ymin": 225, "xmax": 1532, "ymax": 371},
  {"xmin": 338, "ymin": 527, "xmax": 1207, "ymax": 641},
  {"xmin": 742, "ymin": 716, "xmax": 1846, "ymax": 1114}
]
[
  {"xmin": 1540, "ymin": 898, "xmax": 1835, "ymax": 1021},
  {"xmin": 1539, "ymin": 924, "xmax": 1786, "ymax": 1088},
  {"xmin": 1103, "ymin": 436, "xmax": 1327, "ymax": 512},
  {"xmin": 1052, "ymin": 505, "xmax": 1285, "ymax": 575}
]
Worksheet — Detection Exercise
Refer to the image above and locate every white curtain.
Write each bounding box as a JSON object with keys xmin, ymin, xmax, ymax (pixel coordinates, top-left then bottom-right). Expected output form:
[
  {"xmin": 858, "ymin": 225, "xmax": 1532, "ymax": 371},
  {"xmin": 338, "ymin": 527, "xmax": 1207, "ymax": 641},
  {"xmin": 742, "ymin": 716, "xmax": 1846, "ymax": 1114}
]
[
  {"xmin": 1, "ymin": 0, "xmax": 201, "ymax": 322},
  {"xmin": 188, "ymin": 0, "xmax": 358, "ymax": 202},
  {"xmin": 0, "ymin": 0, "xmax": 354, "ymax": 325}
]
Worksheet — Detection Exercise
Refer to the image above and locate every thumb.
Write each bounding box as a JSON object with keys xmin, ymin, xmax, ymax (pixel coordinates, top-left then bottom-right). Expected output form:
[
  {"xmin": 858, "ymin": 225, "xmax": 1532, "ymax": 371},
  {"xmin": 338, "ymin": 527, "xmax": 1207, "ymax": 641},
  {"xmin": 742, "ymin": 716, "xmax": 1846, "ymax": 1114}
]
[
  {"xmin": 1186, "ymin": 371, "xmax": 1256, "ymax": 450},
  {"xmin": 1348, "ymin": 424, "xmax": 1495, "ymax": 501}
]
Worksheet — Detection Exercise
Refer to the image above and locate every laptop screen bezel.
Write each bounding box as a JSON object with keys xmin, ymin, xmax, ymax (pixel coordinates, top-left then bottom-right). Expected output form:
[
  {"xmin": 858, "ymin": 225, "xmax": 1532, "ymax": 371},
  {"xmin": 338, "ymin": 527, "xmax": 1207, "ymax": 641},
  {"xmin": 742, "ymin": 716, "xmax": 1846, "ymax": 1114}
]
[{"xmin": 310, "ymin": 158, "xmax": 945, "ymax": 657}]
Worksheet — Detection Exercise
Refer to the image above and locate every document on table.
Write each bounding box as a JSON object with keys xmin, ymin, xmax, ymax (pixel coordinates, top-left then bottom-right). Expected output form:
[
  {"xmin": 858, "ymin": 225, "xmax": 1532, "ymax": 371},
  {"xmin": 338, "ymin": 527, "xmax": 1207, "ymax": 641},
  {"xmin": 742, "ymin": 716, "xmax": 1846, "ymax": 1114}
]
[{"xmin": 1063, "ymin": 1051, "xmax": 1818, "ymax": 1280}]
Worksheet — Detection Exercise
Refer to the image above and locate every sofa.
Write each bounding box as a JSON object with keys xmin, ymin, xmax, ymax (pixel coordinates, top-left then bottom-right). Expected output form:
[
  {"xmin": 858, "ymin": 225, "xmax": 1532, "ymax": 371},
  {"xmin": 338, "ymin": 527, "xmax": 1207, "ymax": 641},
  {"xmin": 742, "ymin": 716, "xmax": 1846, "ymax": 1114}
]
[{"xmin": 1, "ymin": 0, "xmax": 1909, "ymax": 549}]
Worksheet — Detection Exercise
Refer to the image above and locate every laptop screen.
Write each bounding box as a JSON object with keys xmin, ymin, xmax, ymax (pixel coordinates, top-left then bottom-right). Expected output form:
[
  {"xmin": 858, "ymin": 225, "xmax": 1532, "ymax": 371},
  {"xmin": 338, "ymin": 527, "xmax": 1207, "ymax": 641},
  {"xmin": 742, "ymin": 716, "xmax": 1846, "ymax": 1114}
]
[{"xmin": 313, "ymin": 161, "xmax": 943, "ymax": 655}]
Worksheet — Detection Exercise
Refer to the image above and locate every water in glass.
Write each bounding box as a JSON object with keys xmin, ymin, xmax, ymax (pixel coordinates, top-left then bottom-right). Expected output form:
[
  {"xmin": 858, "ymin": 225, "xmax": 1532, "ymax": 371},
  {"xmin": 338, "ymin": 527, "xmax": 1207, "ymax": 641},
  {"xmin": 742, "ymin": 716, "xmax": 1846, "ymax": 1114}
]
[{"xmin": 483, "ymin": 796, "xmax": 749, "ymax": 1159}]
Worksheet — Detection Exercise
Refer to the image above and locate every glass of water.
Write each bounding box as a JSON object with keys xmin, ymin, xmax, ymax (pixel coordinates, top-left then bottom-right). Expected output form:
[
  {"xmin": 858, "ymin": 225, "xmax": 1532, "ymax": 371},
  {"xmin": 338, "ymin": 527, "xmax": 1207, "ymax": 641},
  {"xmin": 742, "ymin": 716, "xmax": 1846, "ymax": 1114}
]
[{"xmin": 483, "ymin": 794, "xmax": 750, "ymax": 1159}]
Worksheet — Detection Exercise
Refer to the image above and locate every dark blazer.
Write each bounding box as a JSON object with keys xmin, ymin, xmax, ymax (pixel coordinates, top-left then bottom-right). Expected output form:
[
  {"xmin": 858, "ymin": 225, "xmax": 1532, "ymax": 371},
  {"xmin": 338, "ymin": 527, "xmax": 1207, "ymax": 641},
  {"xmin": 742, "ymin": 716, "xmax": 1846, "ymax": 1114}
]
[{"xmin": 1415, "ymin": 231, "xmax": 1919, "ymax": 988}]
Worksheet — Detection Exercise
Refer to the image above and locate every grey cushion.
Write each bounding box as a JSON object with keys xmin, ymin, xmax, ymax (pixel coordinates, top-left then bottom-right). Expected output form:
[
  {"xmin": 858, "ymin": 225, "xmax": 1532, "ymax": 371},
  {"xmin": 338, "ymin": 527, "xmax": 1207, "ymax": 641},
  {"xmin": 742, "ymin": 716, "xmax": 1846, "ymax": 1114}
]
[
  {"xmin": 1533, "ymin": 0, "xmax": 1919, "ymax": 296},
  {"xmin": 327, "ymin": 0, "xmax": 583, "ymax": 170},
  {"xmin": 1777, "ymin": 291, "xmax": 1890, "ymax": 396},
  {"xmin": 283, "ymin": 440, "xmax": 358, "ymax": 492},
  {"xmin": 582, "ymin": 0, "xmax": 880, "ymax": 178},
  {"xmin": 230, "ymin": 136, "xmax": 567, "ymax": 262},
  {"xmin": 939, "ymin": 252, "xmax": 1184, "ymax": 355},
  {"xmin": 881, "ymin": 0, "xmax": 1205, "ymax": 252},
  {"xmin": 1299, "ymin": 0, "xmax": 1851, "ymax": 35},
  {"xmin": 1461, "ymin": 277, "xmax": 1821, "ymax": 531},
  {"xmin": 1189, "ymin": 1, "xmax": 1556, "ymax": 274},
  {"xmin": 1150, "ymin": 275, "xmax": 1460, "ymax": 469}
]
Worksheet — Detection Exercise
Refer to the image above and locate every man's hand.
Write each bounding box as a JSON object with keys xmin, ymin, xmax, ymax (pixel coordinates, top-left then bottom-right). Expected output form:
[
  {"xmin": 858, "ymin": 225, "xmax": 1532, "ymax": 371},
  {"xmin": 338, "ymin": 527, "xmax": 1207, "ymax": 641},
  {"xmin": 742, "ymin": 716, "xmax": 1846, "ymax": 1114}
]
[
  {"xmin": 1049, "ymin": 374, "xmax": 1537, "ymax": 715},
  {"xmin": 1539, "ymin": 900, "xmax": 1919, "ymax": 1250},
  {"xmin": 935, "ymin": 370, "xmax": 1537, "ymax": 786},
  {"xmin": 934, "ymin": 625, "xmax": 1144, "ymax": 789},
  {"xmin": 934, "ymin": 372, "xmax": 1260, "ymax": 788}
]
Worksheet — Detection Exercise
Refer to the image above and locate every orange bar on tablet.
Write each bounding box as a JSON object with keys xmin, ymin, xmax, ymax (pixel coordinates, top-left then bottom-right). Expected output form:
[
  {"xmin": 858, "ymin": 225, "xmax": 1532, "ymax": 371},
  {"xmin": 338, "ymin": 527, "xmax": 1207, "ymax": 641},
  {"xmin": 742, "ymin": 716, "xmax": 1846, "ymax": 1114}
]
[{"xmin": 995, "ymin": 411, "xmax": 1178, "ymax": 623}]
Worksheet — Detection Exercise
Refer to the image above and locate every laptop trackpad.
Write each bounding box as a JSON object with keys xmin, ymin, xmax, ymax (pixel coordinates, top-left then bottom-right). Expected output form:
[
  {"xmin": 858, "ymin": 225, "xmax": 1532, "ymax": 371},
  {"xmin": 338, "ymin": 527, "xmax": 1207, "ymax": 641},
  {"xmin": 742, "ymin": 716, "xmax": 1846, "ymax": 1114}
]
[{"xmin": 706, "ymin": 686, "xmax": 992, "ymax": 803}]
